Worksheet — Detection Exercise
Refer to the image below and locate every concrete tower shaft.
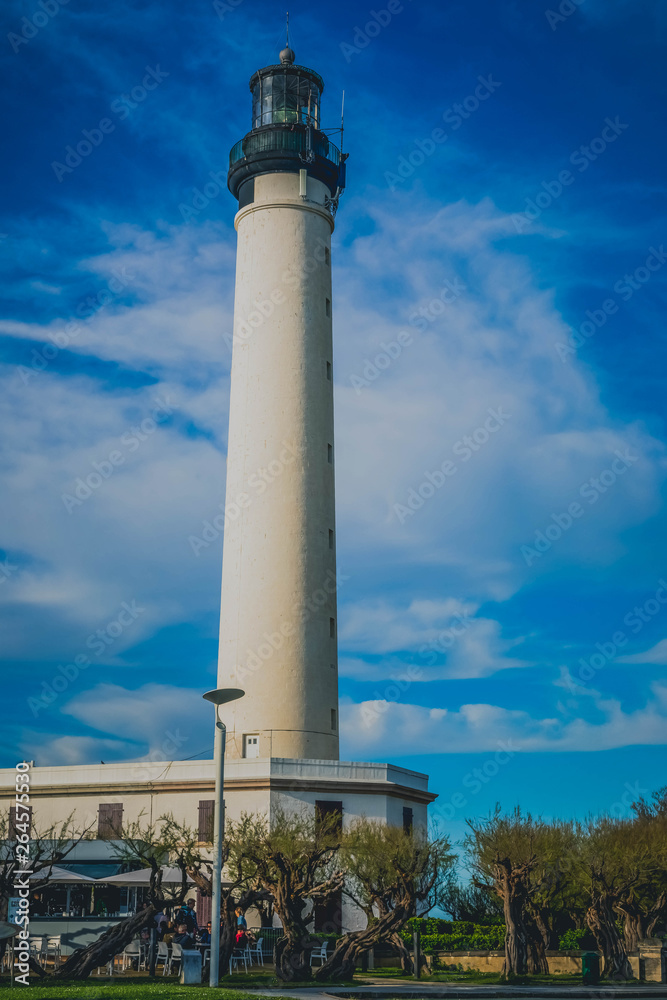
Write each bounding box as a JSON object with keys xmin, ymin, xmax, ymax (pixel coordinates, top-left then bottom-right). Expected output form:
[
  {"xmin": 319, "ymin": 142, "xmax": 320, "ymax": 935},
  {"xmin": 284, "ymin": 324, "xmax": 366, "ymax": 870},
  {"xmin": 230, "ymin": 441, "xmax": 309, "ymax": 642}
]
[{"xmin": 218, "ymin": 52, "xmax": 346, "ymax": 761}]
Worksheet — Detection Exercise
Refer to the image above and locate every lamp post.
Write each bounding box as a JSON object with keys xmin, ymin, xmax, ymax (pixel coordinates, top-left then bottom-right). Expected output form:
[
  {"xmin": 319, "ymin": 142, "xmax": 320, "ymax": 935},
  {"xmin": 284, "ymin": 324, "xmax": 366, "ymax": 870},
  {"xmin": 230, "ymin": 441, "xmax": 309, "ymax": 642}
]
[{"xmin": 203, "ymin": 686, "xmax": 244, "ymax": 987}]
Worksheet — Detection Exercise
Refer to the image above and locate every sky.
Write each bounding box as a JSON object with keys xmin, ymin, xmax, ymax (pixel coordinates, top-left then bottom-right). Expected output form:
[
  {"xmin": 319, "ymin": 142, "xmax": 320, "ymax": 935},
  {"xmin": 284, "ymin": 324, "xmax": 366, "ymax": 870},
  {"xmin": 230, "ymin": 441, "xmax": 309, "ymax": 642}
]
[{"xmin": 1, "ymin": 0, "xmax": 667, "ymax": 848}]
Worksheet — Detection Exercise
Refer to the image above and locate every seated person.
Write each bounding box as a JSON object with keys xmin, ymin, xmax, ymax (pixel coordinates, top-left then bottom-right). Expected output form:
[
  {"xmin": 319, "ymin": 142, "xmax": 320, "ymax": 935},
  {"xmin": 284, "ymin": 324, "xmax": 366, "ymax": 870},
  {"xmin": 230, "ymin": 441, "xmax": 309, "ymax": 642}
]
[
  {"xmin": 199, "ymin": 921, "xmax": 212, "ymax": 945},
  {"xmin": 173, "ymin": 922, "xmax": 196, "ymax": 950}
]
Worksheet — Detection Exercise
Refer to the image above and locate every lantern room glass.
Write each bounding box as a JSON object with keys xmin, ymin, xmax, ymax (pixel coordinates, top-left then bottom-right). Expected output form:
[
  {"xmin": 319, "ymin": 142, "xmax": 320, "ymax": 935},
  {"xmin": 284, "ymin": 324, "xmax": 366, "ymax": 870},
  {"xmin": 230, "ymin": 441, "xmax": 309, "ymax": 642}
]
[{"xmin": 252, "ymin": 71, "xmax": 321, "ymax": 129}]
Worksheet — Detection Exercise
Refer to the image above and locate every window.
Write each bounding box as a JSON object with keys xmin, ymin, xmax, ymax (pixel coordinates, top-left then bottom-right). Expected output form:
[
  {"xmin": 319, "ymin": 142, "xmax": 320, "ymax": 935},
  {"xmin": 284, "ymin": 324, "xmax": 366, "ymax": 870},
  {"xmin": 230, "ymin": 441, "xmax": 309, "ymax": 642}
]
[
  {"xmin": 198, "ymin": 800, "xmax": 215, "ymax": 842},
  {"xmin": 325, "ymin": 298, "xmax": 331, "ymax": 317},
  {"xmin": 325, "ymin": 247, "xmax": 330, "ymax": 265},
  {"xmin": 331, "ymin": 708, "xmax": 337, "ymax": 731},
  {"xmin": 327, "ymin": 443, "xmax": 333, "ymax": 464},
  {"xmin": 8, "ymin": 805, "xmax": 31, "ymax": 840},
  {"xmin": 326, "ymin": 360, "xmax": 332, "ymax": 380},
  {"xmin": 403, "ymin": 807, "xmax": 413, "ymax": 835},
  {"xmin": 315, "ymin": 800, "xmax": 343, "ymax": 834},
  {"xmin": 98, "ymin": 803, "xmax": 123, "ymax": 839},
  {"xmin": 330, "ymin": 662, "xmax": 335, "ymax": 669},
  {"xmin": 329, "ymin": 617, "xmax": 335, "ymax": 638},
  {"xmin": 244, "ymin": 734, "xmax": 259, "ymax": 758},
  {"xmin": 328, "ymin": 529, "xmax": 334, "ymax": 549}
]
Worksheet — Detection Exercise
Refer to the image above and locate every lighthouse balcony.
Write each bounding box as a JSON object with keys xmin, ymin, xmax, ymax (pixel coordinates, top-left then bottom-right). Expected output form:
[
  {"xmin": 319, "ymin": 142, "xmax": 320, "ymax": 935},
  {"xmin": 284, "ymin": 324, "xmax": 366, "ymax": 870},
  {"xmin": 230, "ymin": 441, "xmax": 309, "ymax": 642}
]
[{"xmin": 228, "ymin": 125, "xmax": 344, "ymax": 201}]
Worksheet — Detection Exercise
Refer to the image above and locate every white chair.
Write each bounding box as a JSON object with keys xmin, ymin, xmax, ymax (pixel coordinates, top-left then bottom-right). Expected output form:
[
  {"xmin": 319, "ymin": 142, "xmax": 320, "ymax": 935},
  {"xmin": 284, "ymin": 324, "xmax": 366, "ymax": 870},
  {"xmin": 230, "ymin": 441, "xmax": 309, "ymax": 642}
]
[
  {"xmin": 157, "ymin": 940, "xmax": 170, "ymax": 976},
  {"xmin": 170, "ymin": 941, "xmax": 183, "ymax": 976},
  {"xmin": 249, "ymin": 936, "xmax": 264, "ymax": 966},
  {"xmin": 46, "ymin": 936, "xmax": 62, "ymax": 969},
  {"xmin": 30, "ymin": 936, "xmax": 47, "ymax": 968},
  {"xmin": 310, "ymin": 940, "xmax": 328, "ymax": 966},
  {"xmin": 230, "ymin": 948, "xmax": 248, "ymax": 973},
  {"xmin": 121, "ymin": 938, "xmax": 142, "ymax": 971}
]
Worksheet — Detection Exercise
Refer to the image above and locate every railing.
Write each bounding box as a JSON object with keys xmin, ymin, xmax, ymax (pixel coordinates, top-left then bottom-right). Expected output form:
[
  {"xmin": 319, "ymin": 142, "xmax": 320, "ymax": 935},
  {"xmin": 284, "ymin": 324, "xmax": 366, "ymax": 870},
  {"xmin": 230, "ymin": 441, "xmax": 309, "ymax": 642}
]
[{"xmin": 230, "ymin": 129, "xmax": 340, "ymax": 169}]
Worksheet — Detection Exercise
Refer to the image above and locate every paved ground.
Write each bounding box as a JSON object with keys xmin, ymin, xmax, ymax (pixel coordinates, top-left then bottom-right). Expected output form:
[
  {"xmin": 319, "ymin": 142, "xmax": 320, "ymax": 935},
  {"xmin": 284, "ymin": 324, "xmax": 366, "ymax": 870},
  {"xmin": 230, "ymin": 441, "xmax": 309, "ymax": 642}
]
[{"xmin": 253, "ymin": 979, "xmax": 667, "ymax": 1000}]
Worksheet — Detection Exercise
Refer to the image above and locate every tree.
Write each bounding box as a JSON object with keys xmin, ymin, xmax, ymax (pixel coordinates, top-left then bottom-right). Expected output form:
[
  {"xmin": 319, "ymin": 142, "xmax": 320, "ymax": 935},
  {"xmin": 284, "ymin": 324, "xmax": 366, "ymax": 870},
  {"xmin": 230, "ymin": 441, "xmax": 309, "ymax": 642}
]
[
  {"xmin": 0, "ymin": 811, "xmax": 92, "ymax": 971},
  {"xmin": 242, "ymin": 808, "xmax": 344, "ymax": 981},
  {"xmin": 440, "ymin": 877, "xmax": 503, "ymax": 923},
  {"xmin": 576, "ymin": 808, "xmax": 667, "ymax": 978},
  {"xmin": 52, "ymin": 813, "xmax": 195, "ymax": 979},
  {"xmin": 465, "ymin": 806, "xmax": 563, "ymax": 978},
  {"xmin": 173, "ymin": 813, "xmax": 271, "ymax": 975},
  {"xmin": 314, "ymin": 820, "xmax": 454, "ymax": 982}
]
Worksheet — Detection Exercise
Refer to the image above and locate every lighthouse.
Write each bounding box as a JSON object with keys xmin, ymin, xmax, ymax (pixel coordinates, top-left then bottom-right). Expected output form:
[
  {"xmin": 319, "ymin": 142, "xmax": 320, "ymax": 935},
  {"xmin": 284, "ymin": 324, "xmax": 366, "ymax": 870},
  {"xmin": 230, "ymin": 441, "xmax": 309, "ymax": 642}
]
[{"xmin": 217, "ymin": 46, "xmax": 348, "ymax": 761}]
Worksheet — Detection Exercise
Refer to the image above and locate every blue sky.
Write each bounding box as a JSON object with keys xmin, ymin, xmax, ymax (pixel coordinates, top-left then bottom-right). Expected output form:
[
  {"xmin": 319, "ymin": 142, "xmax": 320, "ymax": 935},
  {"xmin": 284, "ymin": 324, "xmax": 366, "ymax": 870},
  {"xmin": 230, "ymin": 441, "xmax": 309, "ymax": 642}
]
[{"xmin": 2, "ymin": 0, "xmax": 667, "ymax": 846}]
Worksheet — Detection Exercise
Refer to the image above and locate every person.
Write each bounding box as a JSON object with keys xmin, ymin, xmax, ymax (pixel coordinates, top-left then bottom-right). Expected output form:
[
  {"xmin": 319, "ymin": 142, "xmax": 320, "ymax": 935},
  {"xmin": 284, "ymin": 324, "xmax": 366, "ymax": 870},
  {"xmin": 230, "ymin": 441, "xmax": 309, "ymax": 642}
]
[
  {"xmin": 173, "ymin": 922, "xmax": 196, "ymax": 950},
  {"xmin": 198, "ymin": 921, "xmax": 212, "ymax": 945},
  {"xmin": 178, "ymin": 898, "xmax": 198, "ymax": 934},
  {"xmin": 154, "ymin": 910, "xmax": 168, "ymax": 938},
  {"xmin": 235, "ymin": 907, "xmax": 248, "ymax": 947}
]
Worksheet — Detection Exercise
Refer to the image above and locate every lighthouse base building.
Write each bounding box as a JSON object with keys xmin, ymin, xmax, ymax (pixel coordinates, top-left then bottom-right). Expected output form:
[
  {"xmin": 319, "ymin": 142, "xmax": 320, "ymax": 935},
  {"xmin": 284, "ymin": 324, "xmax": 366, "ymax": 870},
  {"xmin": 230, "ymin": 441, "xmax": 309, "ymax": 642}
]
[{"xmin": 0, "ymin": 757, "xmax": 435, "ymax": 950}]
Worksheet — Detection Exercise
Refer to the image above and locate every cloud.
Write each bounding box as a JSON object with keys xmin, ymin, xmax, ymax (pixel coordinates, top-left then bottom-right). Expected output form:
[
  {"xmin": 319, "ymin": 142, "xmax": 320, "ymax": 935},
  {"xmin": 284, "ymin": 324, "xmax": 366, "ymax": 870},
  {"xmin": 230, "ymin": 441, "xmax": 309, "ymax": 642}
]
[
  {"xmin": 21, "ymin": 683, "xmax": 210, "ymax": 767},
  {"xmin": 340, "ymin": 684, "xmax": 667, "ymax": 758},
  {"xmin": 618, "ymin": 639, "xmax": 667, "ymax": 665}
]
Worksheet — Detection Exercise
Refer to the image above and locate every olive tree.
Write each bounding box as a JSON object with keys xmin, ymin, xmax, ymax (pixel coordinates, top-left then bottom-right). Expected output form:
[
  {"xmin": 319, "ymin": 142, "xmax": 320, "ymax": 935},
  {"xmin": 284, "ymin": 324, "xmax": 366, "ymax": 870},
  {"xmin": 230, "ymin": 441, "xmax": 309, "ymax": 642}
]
[{"xmin": 314, "ymin": 820, "xmax": 454, "ymax": 982}]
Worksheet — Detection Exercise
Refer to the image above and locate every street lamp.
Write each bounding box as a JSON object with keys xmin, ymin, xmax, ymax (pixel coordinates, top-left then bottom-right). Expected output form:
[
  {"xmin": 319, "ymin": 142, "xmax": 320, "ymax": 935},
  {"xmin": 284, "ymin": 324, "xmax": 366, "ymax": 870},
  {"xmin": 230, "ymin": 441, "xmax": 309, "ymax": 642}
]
[{"xmin": 203, "ymin": 686, "xmax": 244, "ymax": 987}]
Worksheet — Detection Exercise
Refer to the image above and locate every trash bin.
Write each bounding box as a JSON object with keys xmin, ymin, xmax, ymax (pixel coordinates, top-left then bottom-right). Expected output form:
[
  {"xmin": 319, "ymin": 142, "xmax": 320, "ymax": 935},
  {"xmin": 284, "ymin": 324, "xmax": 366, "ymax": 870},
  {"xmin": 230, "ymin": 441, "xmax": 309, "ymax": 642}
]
[{"xmin": 582, "ymin": 951, "xmax": 600, "ymax": 984}]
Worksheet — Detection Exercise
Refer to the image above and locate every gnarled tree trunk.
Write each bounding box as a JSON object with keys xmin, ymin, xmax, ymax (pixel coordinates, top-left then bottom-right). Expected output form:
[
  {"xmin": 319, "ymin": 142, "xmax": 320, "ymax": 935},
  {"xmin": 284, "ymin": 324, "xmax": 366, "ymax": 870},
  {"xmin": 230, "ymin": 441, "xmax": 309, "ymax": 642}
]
[
  {"xmin": 315, "ymin": 905, "xmax": 409, "ymax": 982},
  {"xmin": 586, "ymin": 899, "xmax": 632, "ymax": 980},
  {"xmin": 54, "ymin": 904, "xmax": 157, "ymax": 979}
]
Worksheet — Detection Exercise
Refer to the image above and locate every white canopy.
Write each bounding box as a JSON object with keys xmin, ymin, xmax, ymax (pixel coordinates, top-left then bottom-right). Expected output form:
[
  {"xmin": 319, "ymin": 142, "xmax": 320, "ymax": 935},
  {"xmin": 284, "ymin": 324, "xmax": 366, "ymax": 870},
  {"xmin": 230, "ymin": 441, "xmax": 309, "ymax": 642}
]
[
  {"xmin": 29, "ymin": 865, "xmax": 95, "ymax": 884},
  {"xmin": 96, "ymin": 866, "xmax": 195, "ymax": 886}
]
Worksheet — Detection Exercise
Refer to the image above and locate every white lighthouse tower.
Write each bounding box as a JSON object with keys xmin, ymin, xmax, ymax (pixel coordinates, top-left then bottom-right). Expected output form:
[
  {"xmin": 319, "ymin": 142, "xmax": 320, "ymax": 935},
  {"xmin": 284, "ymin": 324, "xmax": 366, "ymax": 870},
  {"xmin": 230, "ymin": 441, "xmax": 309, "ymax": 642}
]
[{"xmin": 217, "ymin": 46, "xmax": 347, "ymax": 761}]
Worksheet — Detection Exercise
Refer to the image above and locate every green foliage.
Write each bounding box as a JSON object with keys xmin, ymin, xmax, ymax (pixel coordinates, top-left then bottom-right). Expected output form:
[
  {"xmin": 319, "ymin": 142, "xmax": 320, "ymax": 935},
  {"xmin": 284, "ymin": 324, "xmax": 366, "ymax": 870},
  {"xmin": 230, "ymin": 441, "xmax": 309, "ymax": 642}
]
[
  {"xmin": 402, "ymin": 917, "xmax": 505, "ymax": 952},
  {"xmin": 558, "ymin": 927, "xmax": 597, "ymax": 951}
]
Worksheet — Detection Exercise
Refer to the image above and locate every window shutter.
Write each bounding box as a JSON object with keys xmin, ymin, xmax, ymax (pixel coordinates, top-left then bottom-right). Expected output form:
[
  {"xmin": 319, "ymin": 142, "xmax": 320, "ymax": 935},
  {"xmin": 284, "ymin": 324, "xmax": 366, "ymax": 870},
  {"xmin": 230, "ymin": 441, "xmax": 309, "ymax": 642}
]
[
  {"xmin": 198, "ymin": 800, "xmax": 215, "ymax": 842},
  {"xmin": 315, "ymin": 800, "xmax": 343, "ymax": 836},
  {"xmin": 98, "ymin": 803, "xmax": 123, "ymax": 839}
]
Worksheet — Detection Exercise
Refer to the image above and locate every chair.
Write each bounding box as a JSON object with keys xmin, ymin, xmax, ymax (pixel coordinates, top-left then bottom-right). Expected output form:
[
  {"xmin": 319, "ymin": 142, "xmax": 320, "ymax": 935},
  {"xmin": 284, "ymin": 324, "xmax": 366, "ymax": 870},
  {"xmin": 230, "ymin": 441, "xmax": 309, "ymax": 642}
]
[
  {"xmin": 46, "ymin": 936, "xmax": 62, "ymax": 969},
  {"xmin": 121, "ymin": 939, "xmax": 142, "ymax": 971},
  {"xmin": 157, "ymin": 940, "xmax": 170, "ymax": 976},
  {"xmin": 310, "ymin": 940, "xmax": 328, "ymax": 966},
  {"xmin": 249, "ymin": 936, "xmax": 264, "ymax": 966},
  {"xmin": 230, "ymin": 948, "xmax": 248, "ymax": 973},
  {"xmin": 170, "ymin": 941, "xmax": 183, "ymax": 976},
  {"xmin": 30, "ymin": 936, "xmax": 47, "ymax": 968}
]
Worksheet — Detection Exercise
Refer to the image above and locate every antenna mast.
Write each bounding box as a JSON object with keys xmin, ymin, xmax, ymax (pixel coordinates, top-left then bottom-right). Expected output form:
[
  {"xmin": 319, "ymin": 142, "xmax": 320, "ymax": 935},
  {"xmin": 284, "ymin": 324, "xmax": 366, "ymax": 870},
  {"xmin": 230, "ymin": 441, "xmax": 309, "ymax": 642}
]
[{"xmin": 340, "ymin": 90, "xmax": 345, "ymax": 153}]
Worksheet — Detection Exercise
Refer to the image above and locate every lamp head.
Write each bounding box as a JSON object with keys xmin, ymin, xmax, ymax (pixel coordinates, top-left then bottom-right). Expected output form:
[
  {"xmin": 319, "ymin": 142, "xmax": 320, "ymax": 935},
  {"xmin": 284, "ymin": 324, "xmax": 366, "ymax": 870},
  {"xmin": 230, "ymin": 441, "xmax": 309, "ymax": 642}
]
[{"xmin": 203, "ymin": 688, "xmax": 245, "ymax": 707}]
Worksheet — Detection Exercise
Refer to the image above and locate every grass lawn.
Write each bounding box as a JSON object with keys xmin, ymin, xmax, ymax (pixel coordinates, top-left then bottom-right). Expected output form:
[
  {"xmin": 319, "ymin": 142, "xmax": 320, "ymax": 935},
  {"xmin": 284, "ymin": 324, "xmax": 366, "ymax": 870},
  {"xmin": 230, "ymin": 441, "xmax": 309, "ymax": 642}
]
[{"xmin": 0, "ymin": 976, "xmax": 292, "ymax": 999}]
